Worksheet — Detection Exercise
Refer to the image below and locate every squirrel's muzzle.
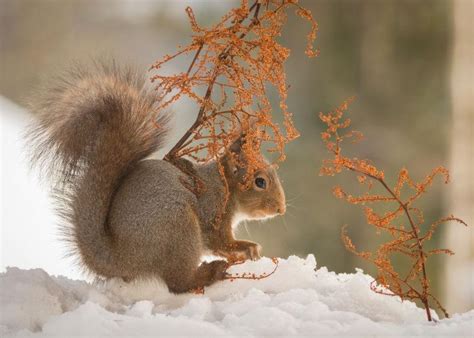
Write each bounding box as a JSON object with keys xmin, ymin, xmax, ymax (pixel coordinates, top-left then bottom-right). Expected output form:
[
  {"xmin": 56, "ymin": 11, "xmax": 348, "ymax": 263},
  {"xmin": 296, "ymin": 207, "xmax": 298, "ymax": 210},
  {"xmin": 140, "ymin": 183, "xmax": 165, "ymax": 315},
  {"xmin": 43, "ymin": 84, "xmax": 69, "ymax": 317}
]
[{"xmin": 277, "ymin": 204, "xmax": 286, "ymax": 215}]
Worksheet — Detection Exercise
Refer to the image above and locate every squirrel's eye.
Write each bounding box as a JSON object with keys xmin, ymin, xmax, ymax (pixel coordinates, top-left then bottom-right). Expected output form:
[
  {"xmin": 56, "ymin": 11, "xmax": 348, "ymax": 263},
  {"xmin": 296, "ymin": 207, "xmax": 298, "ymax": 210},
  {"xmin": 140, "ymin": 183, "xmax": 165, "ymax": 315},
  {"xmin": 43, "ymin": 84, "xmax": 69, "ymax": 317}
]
[{"xmin": 254, "ymin": 177, "xmax": 266, "ymax": 190}]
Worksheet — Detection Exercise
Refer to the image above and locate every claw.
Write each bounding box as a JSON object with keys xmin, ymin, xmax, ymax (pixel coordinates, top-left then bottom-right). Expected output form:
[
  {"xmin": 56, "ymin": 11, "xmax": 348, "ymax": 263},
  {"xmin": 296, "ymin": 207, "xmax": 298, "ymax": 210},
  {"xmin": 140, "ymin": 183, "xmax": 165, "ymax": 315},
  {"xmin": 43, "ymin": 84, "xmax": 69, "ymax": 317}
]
[
  {"xmin": 247, "ymin": 243, "xmax": 262, "ymax": 261},
  {"xmin": 215, "ymin": 241, "xmax": 262, "ymax": 262}
]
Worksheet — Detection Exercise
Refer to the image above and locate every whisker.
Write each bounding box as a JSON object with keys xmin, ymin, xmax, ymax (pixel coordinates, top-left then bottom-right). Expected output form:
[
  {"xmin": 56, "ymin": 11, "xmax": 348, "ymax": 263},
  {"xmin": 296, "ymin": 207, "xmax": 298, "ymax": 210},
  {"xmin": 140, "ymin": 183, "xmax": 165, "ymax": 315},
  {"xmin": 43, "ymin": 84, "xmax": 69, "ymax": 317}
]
[
  {"xmin": 285, "ymin": 208, "xmax": 297, "ymax": 218},
  {"xmin": 280, "ymin": 215, "xmax": 289, "ymax": 232},
  {"xmin": 243, "ymin": 220, "xmax": 252, "ymax": 238},
  {"xmin": 286, "ymin": 202, "xmax": 303, "ymax": 211},
  {"xmin": 286, "ymin": 192, "xmax": 304, "ymax": 203}
]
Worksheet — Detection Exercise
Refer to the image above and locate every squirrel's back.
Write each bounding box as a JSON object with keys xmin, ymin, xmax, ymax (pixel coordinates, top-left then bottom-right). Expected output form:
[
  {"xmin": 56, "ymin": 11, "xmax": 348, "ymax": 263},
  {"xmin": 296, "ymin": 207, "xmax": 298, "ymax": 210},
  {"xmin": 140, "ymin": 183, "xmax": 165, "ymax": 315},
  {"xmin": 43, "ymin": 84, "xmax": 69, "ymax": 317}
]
[
  {"xmin": 107, "ymin": 158, "xmax": 204, "ymax": 278},
  {"xmin": 27, "ymin": 62, "xmax": 170, "ymax": 277}
]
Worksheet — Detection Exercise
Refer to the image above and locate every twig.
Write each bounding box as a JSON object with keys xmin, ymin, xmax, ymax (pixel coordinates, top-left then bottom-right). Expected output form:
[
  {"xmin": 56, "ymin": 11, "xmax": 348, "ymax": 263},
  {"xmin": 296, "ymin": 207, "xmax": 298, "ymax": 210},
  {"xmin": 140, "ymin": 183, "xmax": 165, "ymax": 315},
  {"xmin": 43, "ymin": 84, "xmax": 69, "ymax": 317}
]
[{"xmin": 164, "ymin": 1, "xmax": 261, "ymax": 161}]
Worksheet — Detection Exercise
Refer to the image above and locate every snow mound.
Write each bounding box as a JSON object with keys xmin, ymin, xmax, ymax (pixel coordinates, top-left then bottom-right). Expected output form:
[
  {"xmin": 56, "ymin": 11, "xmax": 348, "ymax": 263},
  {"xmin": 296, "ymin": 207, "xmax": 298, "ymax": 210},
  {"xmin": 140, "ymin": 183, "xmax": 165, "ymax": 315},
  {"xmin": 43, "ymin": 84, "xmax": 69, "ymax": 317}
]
[{"xmin": 1, "ymin": 255, "xmax": 472, "ymax": 337}]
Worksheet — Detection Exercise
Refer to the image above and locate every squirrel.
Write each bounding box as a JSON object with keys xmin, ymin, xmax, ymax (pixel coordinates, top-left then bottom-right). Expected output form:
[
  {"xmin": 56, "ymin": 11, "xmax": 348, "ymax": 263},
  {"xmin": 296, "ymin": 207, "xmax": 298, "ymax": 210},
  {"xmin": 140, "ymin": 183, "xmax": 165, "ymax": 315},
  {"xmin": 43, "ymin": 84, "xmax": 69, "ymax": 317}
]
[{"xmin": 27, "ymin": 62, "xmax": 286, "ymax": 293}]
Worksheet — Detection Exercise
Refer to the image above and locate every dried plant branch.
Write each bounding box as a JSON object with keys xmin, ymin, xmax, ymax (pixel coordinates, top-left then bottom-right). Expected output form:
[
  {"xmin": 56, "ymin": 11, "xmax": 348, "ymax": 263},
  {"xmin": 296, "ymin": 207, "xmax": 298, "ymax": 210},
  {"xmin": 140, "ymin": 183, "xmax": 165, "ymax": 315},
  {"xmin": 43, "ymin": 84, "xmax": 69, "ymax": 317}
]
[
  {"xmin": 150, "ymin": 0, "xmax": 318, "ymax": 184},
  {"xmin": 225, "ymin": 257, "xmax": 279, "ymax": 281},
  {"xmin": 320, "ymin": 100, "xmax": 469, "ymax": 322}
]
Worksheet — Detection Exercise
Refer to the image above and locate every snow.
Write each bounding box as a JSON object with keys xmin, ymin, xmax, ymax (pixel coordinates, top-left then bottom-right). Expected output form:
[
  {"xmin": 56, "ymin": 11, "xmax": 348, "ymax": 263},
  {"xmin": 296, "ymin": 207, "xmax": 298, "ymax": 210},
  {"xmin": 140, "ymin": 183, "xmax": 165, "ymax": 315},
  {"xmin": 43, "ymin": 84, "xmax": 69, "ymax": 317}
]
[
  {"xmin": 0, "ymin": 96, "xmax": 82, "ymax": 280},
  {"xmin": 1, "ymin": 255, "xmax": 473, "ymax": 337}
]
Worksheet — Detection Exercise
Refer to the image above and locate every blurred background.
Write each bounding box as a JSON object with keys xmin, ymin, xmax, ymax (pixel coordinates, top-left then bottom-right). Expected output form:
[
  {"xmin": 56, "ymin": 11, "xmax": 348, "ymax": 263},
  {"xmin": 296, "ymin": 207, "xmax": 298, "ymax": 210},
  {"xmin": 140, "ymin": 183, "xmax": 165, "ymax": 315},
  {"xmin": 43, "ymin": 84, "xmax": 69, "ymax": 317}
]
[{"xmin": 1, "ymin": 0, "xmax": 472, "ymax": 314}]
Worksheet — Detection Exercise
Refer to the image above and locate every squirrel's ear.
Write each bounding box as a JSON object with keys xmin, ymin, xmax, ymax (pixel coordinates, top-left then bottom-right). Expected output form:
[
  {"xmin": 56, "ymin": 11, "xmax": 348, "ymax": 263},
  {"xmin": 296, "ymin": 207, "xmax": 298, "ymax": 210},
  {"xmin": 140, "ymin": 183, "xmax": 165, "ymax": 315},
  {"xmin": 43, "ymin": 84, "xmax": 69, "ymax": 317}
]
[
  {"xmin": 223, "ymin": 131, "xmax": 248, "ymax": 178},
  {"xmin": 228, "ymin": 131, "xmax": 246, "ymax": 154},
  {"xmin": 229, "ymin": 116, "xmax": 257, "ymax": 154}
]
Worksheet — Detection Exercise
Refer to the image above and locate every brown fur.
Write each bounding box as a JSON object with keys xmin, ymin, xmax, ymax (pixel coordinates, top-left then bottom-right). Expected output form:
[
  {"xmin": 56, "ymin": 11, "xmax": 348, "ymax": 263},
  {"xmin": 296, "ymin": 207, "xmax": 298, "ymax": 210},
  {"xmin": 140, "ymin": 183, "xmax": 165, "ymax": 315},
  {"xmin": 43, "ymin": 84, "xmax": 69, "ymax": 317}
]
[{"xmin": 26, "ymin": 61, "xmax": 286, "ymax": 293}]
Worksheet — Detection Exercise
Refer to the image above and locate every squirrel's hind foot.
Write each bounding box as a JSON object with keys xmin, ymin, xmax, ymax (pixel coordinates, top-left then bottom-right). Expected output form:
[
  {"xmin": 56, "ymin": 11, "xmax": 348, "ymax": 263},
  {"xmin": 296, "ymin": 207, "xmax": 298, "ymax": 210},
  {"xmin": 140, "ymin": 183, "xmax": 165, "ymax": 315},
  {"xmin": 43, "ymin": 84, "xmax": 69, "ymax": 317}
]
[
  {"xmin": 166, "ymin": 260, "xmax": 228, "ymax": 294},
  {"xmin": 197, "ymin": 260, "xmax": 229, "ymax": 284}
]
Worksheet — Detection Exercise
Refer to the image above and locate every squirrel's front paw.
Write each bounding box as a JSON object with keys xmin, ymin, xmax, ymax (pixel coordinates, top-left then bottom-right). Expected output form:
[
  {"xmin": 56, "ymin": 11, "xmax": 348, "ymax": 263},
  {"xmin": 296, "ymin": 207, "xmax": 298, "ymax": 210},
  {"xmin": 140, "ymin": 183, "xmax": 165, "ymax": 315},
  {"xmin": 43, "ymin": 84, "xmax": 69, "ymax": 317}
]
[
  {"xmin": 230, "ymin": 240, "xmax": 262, "ymax": 261},
  {"xmin": 216, "ymin": 240, "xmax": 262, "ymax": 262},
  {"xmin": 245, "ymin": 242, "xmax": 262, "ymax": 261}
]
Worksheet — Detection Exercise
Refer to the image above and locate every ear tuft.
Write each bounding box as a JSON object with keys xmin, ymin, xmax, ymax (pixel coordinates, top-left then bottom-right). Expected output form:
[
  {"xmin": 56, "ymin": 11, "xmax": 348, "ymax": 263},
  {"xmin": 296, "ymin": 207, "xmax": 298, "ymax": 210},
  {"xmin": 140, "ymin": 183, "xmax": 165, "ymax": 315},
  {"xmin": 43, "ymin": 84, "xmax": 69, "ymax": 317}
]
[{"xmin": 229, "ymin": 132, "xmax": 246, "ymax": 154}]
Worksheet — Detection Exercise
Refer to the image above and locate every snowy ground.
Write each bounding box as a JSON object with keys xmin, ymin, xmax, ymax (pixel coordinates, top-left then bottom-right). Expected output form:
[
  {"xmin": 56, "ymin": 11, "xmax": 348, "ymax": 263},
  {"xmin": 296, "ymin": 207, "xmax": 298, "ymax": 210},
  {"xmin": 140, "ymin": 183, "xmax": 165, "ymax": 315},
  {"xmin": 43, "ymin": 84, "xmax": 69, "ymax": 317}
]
[{"xmin": 1, "ymin": 255, "xmax": 473, "ymax": 337}]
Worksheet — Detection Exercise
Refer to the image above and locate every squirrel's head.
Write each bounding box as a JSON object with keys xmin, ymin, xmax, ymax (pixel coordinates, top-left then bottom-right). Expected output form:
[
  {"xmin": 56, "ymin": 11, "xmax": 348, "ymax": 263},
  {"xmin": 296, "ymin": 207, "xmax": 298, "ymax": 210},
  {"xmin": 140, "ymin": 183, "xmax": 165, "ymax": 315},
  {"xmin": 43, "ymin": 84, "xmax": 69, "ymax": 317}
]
[{"xmin": 222, "ymin": 134, "xmax": 286, "ymax": 221}]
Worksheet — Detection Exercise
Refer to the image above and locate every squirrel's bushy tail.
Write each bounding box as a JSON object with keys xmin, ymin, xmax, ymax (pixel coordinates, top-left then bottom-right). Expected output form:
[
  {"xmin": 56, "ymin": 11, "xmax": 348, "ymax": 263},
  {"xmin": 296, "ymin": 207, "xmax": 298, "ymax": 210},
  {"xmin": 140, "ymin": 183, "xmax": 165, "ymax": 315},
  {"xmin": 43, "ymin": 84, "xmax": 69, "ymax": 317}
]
[{"xmin": 27, "ymin": 62, "xmax": 170, "ymax": 276}]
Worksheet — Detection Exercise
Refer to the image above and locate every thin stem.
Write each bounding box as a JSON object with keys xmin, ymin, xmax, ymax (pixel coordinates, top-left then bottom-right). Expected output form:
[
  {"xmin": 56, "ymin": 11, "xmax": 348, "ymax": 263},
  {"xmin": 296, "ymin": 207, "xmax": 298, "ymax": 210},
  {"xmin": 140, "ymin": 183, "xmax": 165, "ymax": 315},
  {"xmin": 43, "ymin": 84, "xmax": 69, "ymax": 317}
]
[
  {"xmin": 165, "ymin": 1, "xmax": 261, "ymax": 161},
  {"xmin": 376, "ymin": 178, "xmax": 432, "ymax": 321},
  {"xmin": 186, "ymin": 43, "xmax": 203, "ymax": 76},
  {"xmin": 342, "ymin": 160, "xmax": 433, "ymax": 321}
]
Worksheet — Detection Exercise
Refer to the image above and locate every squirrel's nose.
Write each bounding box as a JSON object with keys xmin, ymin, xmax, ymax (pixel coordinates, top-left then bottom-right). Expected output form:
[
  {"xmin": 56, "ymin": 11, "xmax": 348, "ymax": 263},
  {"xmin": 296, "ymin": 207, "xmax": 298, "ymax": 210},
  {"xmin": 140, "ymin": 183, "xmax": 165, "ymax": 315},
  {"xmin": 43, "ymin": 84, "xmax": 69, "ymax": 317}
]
[{"xmin": 277, "ymin": 204, "xmax": 286, "ymax": 215}]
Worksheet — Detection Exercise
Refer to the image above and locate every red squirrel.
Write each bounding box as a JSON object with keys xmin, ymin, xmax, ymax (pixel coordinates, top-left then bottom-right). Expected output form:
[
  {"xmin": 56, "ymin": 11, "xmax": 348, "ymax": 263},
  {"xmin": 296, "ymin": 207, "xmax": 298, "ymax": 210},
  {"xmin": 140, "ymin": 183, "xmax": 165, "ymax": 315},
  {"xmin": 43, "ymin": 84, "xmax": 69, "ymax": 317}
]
[{"xmin": 27, "ymin": 62, "xmax": 286, "ymax": 293}]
